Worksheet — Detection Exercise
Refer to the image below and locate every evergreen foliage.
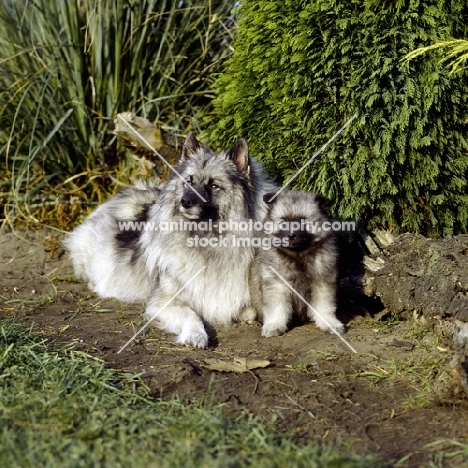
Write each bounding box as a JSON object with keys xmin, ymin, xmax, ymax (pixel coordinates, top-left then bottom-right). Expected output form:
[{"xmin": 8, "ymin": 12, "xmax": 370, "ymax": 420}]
[{"xmin": 210, "ymin": 0, "xmax": 468, "ymax": 236}]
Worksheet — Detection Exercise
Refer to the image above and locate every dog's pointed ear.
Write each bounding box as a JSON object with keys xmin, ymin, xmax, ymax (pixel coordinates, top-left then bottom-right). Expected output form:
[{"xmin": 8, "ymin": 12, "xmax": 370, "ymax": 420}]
[
  {"xmin": 263, "ymin": 193, "xmax": 277, "ymax": 205},
  {"xmin": 226, "ymin": 138, "xmax": 250, "ymax": 174},
  {"xmin": 315, "ymin": 194, "xmax": 331, "ymax": 214},
  {"xmin": 181, "ymin": 132, "xmax": 201, "ymax": 161}
]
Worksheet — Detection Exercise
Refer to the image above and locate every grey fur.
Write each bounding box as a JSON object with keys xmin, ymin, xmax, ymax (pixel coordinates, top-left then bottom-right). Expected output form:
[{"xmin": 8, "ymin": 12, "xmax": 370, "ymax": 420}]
[{"xmin": 256, "ymin": 190, "xmax": 344, "ymax": 337}]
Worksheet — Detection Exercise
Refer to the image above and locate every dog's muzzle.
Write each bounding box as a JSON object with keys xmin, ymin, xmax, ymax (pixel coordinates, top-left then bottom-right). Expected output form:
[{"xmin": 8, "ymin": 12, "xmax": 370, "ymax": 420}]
[
  {"xmin": 275, "ymin": 229, "xmax": 313, "ymax": 251},
  {"xmin": 181, "ymin": 190, "xmax": 202, "ymax": 209},
  {"xmin": 179, "ymin": 185, "xmax": 213, "ymax": 220}
]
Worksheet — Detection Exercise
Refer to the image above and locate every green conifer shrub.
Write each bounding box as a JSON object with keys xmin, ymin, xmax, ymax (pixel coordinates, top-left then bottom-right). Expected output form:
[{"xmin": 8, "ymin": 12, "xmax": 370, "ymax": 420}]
[{"xmin": 209, "ymin": 0, "xmax": 468, "ymax": 236}]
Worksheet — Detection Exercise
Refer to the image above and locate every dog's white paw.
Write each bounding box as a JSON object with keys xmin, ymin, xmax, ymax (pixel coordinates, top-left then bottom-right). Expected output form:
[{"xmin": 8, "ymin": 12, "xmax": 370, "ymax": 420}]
[
  {"xmin": 314, "ymin": 315, "xmax": 344, "ymax": 335},
  {"xmin": 238, "ymin": 306, "xmax": 257, "ymax": 324},
  {"xmin": 261, "ymin": 323, "xmax": 288, "ymax": 338},
  {"xmin": 176, "ymin": 325, "xmax": 209, "ymax": 349}
]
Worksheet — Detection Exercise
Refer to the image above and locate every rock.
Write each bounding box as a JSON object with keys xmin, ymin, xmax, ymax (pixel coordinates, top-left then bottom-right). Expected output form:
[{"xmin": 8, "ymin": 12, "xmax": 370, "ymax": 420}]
[
  {"xmin": 372, "ymin": 229, "xmax": 395, "ymax": 249},
  {"xmin": 363, "ymin": 256, "xmax": 385, "ymax": 272},
  {"xmin": 362, "ymin": 275, "xmax": 376, "ymax": 297},
  {"xmin": 363, "ymin": 233, "xmax": 382, "ymax": 257}
]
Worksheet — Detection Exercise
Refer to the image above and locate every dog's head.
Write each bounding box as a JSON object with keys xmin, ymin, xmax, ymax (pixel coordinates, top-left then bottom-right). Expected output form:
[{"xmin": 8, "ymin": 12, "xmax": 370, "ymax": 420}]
[
  {"xmin": 172, "ymin": 132, "xmax": 252, "ymax": 223},
  {"xmin": 262, "ymin": 190, "xmax": 331, "ymax": 252}
]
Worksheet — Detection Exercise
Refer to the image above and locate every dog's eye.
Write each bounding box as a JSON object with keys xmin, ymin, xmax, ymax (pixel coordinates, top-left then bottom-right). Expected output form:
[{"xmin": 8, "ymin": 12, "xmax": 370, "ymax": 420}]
[
  {"xmin": 209, "ymin": 183, "xmax": 220, "ymax": 190},
  {"xmin": 185, "ymin": 176, "xmax": 193, "ymax": 186}
]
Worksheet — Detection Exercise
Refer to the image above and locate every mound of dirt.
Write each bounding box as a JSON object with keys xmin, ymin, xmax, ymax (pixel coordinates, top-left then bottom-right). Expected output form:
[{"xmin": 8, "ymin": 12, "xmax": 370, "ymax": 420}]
[
  {"xmin": 368, "ymin": 233, "xmax": 468, "ymax": 323},
  {"xmin": 363, "ymin": 232, "xmax": 468, "ymax": 398}
]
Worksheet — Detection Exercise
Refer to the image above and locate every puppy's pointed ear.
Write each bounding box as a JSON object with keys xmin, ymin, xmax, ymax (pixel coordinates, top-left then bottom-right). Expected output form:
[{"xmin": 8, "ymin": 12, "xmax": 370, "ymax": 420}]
[
  {"xmin": 263, "ymin": 193, "xmax": 277, "ymax": 204},
  {"xmin": 181, "ymin": 132, "xmax": 201, "ymax": 161},
  {"xmin": 315, "ymin": 194, "xmax": 331, "ymax": 214},
  {"xmin": 226, "ymin": 138, "xmax": 250, "ymax": 174}
]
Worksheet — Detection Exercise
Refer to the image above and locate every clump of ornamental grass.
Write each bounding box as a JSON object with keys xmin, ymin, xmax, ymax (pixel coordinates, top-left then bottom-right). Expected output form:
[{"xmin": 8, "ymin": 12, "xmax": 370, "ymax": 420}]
[{"xmin": 0, "ymin": 0, "xmax": 234, "ymax": 230}]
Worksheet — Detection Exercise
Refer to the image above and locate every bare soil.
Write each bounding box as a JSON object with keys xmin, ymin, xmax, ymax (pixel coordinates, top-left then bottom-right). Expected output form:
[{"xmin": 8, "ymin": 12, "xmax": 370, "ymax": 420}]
[{"xmin": 1, "ymin": 230, "xmax": 468, "ymax": 467}]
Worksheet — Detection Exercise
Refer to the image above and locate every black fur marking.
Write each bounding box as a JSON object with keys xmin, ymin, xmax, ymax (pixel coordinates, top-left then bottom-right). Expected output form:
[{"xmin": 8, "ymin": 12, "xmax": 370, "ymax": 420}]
[
  {"xmin": 115, "ymin": 204, "xmax": 151, "ymax": 264},
  {"xmin": 263, "ymin": 192, "xmax": 276, "ymax": 204}
]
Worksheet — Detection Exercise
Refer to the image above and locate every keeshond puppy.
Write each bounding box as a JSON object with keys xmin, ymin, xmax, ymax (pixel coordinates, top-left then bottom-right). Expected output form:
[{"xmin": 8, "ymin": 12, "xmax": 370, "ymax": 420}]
[
  {"xmin": 257, "ymin": 190, "xmax": 344, "ymax": 337},
  {"xmin": 65, "ymin": 133, "xmax": 275, "ymax": 348}
]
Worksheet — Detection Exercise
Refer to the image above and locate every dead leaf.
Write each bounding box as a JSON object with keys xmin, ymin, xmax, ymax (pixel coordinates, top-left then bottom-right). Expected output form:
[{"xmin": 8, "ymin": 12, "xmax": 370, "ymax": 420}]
[
  {"xmin": 202, "ymin": 357, "xmax": 270, "ymax": 373},
  {"xmin": 388, "ymin": 338, "xmax": 414, "ymax": 350}
]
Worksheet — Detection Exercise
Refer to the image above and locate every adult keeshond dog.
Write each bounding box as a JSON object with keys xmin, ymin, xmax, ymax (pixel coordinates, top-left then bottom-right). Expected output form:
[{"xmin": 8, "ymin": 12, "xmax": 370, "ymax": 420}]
[
  {"xmin": 256, "ymin": 190, "xmax": 344, "ymax": 338},
  {"xmin": 65, "ymin": 133, "xmax": 275, "ymax": 348}
]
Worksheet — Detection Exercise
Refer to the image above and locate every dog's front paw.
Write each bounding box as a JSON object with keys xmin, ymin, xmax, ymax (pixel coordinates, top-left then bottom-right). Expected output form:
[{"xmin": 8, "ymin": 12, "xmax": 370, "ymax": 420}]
[
  {"xmin": 315, "ymin": 315, "xmax": 344, "ymax": 335},
  {"xmin": 261, "ymin": 323, "xmax": 288, "ymax": 338},
  {"xmin": 176, "ymin": 325, "xmax": 209, "ymax": 349}
]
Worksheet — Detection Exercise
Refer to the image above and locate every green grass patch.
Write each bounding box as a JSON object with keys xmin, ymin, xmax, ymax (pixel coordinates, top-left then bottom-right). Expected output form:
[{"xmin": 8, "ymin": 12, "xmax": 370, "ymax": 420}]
[
  {"xmin": 357, "ymin": 354, "xmax": 450, "ymax": 410},
  {"xmin": 0, "ymin": 323, "xmax": 381, "ymax": 467},
  {"xmin": 370, "ymin": 311, "xmax": 402, "ymax": 329}
]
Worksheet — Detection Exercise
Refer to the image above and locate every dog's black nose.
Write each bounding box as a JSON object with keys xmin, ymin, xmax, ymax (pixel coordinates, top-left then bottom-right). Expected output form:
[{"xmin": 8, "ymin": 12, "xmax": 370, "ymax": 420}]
[
  {"xmin": 181, "ymin": 191, "xmax": 199, "ymax": 209},
  {"xmin": 287, "ymin": 231, "xmax": 309, "ymax": 243}
]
